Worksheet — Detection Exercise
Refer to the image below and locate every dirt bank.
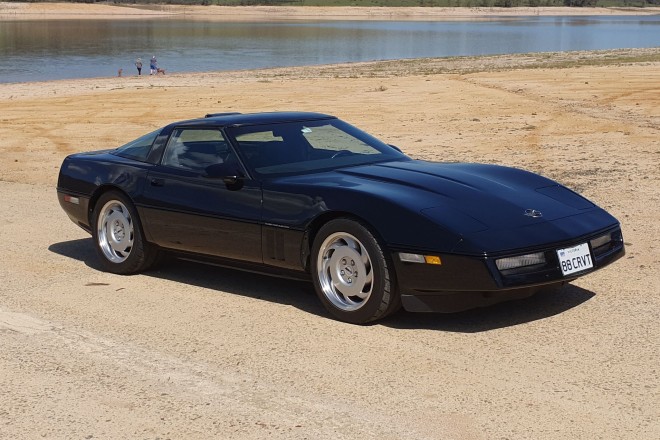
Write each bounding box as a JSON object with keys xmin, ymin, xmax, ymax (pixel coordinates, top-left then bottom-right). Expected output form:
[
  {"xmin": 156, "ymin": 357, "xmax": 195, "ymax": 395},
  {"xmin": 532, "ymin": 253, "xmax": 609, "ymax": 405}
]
[{"xmin": 1, "ymin": 2, "xmax": 659, "ymax": 21}]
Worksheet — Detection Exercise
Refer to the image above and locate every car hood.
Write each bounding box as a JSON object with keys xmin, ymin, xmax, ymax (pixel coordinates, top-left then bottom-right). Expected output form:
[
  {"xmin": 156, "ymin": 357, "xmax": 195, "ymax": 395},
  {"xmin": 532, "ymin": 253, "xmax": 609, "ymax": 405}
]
[{"xmin": 335, "ymin": 160, "xmax": 597, "ymax": 232}]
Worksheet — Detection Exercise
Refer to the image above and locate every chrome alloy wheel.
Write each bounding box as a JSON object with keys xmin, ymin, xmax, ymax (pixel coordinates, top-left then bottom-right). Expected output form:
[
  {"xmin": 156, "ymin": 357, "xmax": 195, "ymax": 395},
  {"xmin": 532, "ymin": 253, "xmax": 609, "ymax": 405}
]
[
  {"xmin": 97, "ymin": 199, "xmax": 134, "ymax": 263},
  {"xmin": 316, "ymin": 232, "xmax": 374, "ymax": 312}
]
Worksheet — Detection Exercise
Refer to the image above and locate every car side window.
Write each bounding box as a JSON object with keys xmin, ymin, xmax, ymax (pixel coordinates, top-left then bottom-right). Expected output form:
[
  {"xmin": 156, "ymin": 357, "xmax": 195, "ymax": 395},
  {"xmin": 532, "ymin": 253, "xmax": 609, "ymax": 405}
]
[
  {"xmin": 114, "ymin": 129, "xmax": 160, "ymax": 162},
  {"xmin": 162, "ymin": 128, "xmax": 232, "ymax": 173}
]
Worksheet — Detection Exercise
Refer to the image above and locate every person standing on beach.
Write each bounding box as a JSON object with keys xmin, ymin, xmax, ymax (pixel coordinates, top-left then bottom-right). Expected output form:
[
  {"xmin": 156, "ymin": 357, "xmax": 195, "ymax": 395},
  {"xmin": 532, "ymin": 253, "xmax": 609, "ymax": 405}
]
[
  {"xmin": 150, "ymin": 55, "xmax": 157, "ymax": 75},
  {"xmin": 135, "ymin": 57, "xmax": 143, "ymax": 75}
]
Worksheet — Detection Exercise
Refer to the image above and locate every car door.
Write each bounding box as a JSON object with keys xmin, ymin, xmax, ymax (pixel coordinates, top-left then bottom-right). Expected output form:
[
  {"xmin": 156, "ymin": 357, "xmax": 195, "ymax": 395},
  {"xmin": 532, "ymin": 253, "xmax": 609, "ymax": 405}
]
[{"xmin": 139, "ymin": 127, "xmax": 263, "ymax": 263}]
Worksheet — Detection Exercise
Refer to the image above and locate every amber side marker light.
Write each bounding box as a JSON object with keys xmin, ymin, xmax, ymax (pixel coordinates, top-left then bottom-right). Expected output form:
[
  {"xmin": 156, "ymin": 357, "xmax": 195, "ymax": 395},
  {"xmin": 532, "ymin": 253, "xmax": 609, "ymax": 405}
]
[{"xmin": 399, "ymin": 253, "xmax": 442, "ymax": 265}]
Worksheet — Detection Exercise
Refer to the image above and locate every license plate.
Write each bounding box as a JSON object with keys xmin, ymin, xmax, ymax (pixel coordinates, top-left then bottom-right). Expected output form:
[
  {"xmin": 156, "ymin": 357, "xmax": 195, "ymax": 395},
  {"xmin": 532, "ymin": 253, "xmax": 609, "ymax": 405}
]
[{"xmin": 557, "ymin": 243, "xmax": 593, "ymax": 276}]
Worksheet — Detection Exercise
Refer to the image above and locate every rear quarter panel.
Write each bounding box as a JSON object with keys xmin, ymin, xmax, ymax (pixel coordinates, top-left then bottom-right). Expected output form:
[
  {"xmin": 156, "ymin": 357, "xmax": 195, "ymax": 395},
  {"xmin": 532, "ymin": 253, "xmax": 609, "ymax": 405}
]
[{"xmin": 57, "ymin": 152, "xmax": 152, "ymax": 229}]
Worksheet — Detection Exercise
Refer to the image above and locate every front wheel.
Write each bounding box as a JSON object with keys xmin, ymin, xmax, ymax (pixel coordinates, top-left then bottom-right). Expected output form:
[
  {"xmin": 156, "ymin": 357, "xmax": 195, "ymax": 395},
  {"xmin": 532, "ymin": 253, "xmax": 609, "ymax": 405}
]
[
  {"xmin": 311, "ymin": 218, "xmax": 400, "ymax": 324},
  {"xmin": 92, "ymin": 190, "xmax": 158, "ymax": 274}
]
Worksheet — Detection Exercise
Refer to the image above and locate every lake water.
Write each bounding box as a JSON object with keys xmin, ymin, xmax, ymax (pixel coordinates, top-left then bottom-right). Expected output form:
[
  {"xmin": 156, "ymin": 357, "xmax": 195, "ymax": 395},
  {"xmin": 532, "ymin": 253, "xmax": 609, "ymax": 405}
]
[{"xmin": 0, "ymin": 16, "xmax": 659, "ymax": 83}]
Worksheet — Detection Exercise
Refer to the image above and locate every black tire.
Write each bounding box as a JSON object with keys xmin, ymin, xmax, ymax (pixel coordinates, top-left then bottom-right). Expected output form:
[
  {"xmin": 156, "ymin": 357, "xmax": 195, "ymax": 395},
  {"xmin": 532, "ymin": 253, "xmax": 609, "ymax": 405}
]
[
  {"xmin": 311, "ymin": 218, "xmax": 400, "ymax": 324},
  {"xmin": 91, "ymin": 190, "xmax": 158, "ymax": 274}
]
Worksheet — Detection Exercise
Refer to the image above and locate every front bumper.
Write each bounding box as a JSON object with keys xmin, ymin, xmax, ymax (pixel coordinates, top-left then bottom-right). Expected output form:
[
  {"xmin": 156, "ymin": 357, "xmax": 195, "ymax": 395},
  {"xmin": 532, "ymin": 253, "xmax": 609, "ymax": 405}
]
[{"xmin": 392, "ymin": 226, "xmax": 625, "ymax": 312}]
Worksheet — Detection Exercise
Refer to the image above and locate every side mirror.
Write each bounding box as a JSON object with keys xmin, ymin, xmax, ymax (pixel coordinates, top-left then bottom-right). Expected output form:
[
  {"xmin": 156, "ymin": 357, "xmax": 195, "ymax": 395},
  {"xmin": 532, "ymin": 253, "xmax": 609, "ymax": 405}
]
[{"xmin": 205, "ymin": 163, "xmax": 245, "ymax": 187}]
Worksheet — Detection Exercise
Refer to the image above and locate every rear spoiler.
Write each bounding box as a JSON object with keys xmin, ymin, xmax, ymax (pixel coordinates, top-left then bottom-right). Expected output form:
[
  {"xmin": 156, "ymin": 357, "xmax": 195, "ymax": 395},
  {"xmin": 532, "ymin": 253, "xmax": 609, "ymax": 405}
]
[{"xmin": 205, "ymin": 112, "xmax": 242, "ymax": 118}]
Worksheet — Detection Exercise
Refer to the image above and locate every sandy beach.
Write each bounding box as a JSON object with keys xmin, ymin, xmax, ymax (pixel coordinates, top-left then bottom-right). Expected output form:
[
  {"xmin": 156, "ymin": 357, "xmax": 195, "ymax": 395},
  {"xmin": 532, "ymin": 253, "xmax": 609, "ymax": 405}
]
[{"xmin": 1, "ymin": 3, "xmax": 659, "ymax": 440}]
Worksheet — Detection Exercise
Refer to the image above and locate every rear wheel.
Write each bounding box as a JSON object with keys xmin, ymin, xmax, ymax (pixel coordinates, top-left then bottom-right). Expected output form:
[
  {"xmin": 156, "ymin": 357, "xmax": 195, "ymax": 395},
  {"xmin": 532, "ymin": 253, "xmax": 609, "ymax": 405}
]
[
  {"xmin": 92, "ymin": 191, "xmax": 158, "ymax": 274},
  {"xmin": 311, "ymin": 218, "xmax": 400, "ymax": 324}
]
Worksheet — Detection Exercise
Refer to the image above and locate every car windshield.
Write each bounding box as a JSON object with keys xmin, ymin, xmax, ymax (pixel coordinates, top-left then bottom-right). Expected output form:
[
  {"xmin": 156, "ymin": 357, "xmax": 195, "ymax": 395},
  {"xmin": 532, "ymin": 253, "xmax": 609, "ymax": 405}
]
[
  {"xmin": 113, "ymin": 129, "xmax": 160, "ymax": 162},
  {"xmin": 225, "ymin": 118, "xmax": 408, "ymax": 177}
]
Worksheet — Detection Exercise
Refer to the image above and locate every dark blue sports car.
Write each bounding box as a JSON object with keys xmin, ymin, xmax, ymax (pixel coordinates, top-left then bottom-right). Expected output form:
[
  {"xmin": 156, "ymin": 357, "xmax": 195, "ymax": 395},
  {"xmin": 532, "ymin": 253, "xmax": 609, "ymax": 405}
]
[{"xmin": 57, "ymin": 112, "xmax": 624, "ymax": 324}]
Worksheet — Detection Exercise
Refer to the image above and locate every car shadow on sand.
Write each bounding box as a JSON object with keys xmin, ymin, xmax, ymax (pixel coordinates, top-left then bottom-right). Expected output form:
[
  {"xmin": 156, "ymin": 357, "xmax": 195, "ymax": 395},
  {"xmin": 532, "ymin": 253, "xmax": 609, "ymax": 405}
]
[
  {"xmin": 383, "ymin": 284, "xmax": 594, "ymax": 332},
  {"xmin": 48, "ymin": 238, "xmax": 324, "ymax": 316},
  {"xmin": 49, "ymin": 238, "xmax": 595, "ymax": 333}
]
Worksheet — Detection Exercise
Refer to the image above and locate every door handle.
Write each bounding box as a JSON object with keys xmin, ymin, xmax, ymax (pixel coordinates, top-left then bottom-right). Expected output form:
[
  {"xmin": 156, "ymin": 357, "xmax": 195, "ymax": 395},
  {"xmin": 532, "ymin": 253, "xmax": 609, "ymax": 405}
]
[{"xmin": 150, "ymin": 178, "xmax": 165, "ymax": 187}]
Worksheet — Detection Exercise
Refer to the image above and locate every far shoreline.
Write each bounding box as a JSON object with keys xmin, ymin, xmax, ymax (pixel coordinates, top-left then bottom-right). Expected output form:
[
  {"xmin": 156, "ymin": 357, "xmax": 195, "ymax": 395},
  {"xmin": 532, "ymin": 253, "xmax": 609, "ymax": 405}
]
[
  {"xmin": 1, "ymin": 2, "xmax": 659, "ymax": 21},
  {"xmin": 2, "ymin": 47, "xmax": 659, "ymax": 98}
]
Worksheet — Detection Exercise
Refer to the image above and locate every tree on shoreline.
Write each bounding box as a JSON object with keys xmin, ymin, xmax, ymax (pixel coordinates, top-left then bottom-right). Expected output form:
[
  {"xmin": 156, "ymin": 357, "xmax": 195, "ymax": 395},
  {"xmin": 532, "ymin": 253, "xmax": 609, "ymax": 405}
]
[{"xmin": 16, "ymin": 0, "xmax": 660, "ymax": 8}]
